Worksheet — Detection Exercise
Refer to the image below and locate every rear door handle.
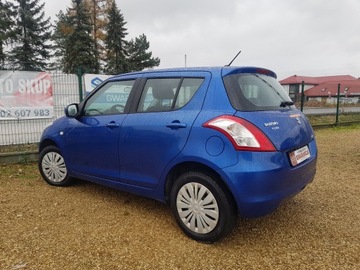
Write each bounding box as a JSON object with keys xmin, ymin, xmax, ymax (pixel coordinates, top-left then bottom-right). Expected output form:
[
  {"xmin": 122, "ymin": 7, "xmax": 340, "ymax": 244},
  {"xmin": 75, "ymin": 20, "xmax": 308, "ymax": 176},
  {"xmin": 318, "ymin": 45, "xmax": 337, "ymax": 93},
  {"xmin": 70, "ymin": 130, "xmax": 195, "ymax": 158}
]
[{"xmin": 166, "ymin": 121, "xmax": 187, "ymax": 129}]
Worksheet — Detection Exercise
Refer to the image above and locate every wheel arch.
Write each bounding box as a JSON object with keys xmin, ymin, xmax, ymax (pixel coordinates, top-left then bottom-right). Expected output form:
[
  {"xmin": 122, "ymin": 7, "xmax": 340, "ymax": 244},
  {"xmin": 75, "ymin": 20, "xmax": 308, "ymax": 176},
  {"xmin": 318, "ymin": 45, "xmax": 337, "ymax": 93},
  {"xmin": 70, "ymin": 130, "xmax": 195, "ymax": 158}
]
[
  {"xmin": 39, "ymin": 139, "xmax": 58, "ymax": 153},
  {"xmin": 164, "ymin": 161, "xmax": 237, "ymax": 211}
]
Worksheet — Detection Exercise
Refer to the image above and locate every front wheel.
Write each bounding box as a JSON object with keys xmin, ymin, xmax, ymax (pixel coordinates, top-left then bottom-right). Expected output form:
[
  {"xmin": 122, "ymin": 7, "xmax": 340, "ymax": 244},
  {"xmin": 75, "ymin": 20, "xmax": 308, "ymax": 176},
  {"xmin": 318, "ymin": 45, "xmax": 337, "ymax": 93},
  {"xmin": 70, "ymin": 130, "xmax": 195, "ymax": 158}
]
[
  {"xmin": 38, "ymin": 146, "xmax": 72, "ymax": 186},
  {"xmin": 170, "ymin": 171, "xmax": 236, "ymax": 243}
]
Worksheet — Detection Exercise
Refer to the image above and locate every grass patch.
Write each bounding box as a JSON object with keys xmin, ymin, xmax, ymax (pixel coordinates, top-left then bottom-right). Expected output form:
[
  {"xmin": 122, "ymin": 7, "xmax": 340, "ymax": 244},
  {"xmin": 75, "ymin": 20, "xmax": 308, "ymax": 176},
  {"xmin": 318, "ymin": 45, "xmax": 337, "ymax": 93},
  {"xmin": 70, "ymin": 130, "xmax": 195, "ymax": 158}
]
[
  {"xmin": 331, "ymin": 123, "xmax": 360, "ymax": 131},
  {"xmin": 0, "ymin": 143, "xmax": 38, "ymax": 153},
  {"xmin": 307, "ymin": 113, "xmax": 360, "ymax": 126},
  {"xmin": 0, "ymin": 163, "xmax": 38, "ymax": 181}
]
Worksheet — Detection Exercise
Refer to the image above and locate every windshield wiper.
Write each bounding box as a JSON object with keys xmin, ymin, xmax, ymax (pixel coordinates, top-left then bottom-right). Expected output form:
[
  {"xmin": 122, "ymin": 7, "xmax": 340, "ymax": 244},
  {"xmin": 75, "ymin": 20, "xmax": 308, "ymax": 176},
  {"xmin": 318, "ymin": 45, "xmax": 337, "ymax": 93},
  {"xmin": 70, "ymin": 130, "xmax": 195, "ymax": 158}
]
[{"xmin": 280, "ymin": 101, "xmax": 295, "ymax": 108}]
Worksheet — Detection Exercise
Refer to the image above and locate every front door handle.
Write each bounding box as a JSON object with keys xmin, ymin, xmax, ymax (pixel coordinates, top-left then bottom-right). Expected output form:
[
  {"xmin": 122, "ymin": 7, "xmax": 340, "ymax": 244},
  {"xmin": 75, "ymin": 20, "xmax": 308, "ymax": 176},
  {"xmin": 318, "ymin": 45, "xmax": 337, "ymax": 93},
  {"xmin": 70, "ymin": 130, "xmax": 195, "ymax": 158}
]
[{"xmin": 106, "ymin": 121, "xmax": 119, "ymax": 128}]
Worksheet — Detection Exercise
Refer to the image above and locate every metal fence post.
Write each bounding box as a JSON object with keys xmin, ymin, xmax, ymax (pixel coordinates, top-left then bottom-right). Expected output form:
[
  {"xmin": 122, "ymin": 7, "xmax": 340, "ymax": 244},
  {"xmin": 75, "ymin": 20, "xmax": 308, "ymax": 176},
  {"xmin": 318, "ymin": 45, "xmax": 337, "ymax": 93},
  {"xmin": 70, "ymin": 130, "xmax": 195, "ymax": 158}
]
[
  {"xmin": 300, "ymin": 81, "xmax": 305, "ymax": 112},
  {"xmin": 77, "ymin": 67, "xmax": 84, "ymax": 101},
  {"xmin": 335, "ymin": 83, "xmax": 341, "ymax": 126}
]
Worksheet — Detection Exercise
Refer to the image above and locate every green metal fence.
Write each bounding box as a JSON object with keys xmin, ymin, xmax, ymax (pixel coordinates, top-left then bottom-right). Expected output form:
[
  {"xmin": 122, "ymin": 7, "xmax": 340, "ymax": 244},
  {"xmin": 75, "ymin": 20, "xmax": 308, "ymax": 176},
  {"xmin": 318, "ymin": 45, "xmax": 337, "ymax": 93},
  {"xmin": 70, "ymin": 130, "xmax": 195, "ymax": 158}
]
[{"xmin": 299, "ymin": 81, "xmax": 360, "ymax": 127}]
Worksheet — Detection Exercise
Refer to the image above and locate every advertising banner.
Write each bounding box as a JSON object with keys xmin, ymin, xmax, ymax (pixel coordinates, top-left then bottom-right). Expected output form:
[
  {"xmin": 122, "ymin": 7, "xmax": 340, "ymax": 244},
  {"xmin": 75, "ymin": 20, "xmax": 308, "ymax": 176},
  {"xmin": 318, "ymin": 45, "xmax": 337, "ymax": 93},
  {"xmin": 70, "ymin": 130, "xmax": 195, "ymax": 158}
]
[
  {"xmin": 0, "ymin": 71, "xmax": 53, "ymax": 120},
  {"xmin": 84, "ymin": 74, "xmax": 112, "ymax": 95}
]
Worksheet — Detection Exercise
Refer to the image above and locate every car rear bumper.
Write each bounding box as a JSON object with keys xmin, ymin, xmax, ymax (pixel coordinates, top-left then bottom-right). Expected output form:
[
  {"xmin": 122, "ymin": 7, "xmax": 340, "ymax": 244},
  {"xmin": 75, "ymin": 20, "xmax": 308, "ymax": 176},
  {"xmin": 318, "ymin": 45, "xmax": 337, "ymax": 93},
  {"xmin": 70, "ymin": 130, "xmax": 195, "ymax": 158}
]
[{"xmin": 220, "ymin": 140, "xmax": 317, "ymax": 218}]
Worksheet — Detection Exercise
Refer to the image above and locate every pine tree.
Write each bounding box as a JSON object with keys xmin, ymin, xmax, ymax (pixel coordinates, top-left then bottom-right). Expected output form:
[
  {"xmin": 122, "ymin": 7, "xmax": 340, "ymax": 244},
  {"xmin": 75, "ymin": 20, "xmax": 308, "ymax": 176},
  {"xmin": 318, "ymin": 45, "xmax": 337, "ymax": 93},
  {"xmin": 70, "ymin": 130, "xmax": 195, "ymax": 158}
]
[
  {"xmin": 84, "ymin": 0, "xmax": 109, "ymax": 72},
  {"xmin": 0, "ymin": 0, "xmax": 14, "ymax": 69},
  {"xmin": 9, "ymin": 0, "xmax": 52, "ymax": 71},
  {"xmin": 51, "ymin": 10, "xmax": 69, "ymax": 70},
  {"xmin": 52, "ymin": 0, "xmax": 160, "ymax": 74},
  {"xmin": 53, "ymin": 0, "xmax": 98, "ymax": 73},
  {"xmin": 104, "ymin": 0, "xmax": 128, "ymax": 74},
  {"xmin": 127, "ymin": 34, "xmax": 160, "ymax": 72}
]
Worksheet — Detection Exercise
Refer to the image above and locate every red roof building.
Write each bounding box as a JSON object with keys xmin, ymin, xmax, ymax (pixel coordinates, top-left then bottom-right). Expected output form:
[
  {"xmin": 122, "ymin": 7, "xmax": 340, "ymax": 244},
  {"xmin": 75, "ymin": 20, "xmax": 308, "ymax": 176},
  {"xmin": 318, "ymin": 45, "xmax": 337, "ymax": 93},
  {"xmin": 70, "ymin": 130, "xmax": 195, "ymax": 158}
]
[
  {"xmin": 280, "ymin": 74, "xmax": 360, "ymax": 101},
  {"xmin": 280, "ymin": 75, "xmax": 357, "ymax": 85},
  {"xmin": 304, "ymin": 80, "xmax": 360, "ymax": 97}
]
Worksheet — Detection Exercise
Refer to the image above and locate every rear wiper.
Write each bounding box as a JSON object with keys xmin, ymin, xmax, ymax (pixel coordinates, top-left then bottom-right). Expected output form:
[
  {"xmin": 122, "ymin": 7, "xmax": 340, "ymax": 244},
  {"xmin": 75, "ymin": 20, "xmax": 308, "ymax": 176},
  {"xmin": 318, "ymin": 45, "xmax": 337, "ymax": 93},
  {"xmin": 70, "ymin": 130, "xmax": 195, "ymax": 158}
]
[{"xmin": 280, "ymin": 101, "xmax": 295, "ymax": 108}]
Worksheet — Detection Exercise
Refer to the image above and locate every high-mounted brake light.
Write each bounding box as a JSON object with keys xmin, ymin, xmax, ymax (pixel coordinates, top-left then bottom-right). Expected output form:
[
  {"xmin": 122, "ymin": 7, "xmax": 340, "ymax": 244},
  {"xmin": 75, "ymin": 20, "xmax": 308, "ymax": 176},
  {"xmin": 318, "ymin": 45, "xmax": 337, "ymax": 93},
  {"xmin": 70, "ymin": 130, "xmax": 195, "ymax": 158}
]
[
  {"xmin": 203, "ymin": 115, "xmax": 276, "ymax": 152},
  {"xmin": 255, "ymin": 68, "xmax": 277, "ymax": 78}
]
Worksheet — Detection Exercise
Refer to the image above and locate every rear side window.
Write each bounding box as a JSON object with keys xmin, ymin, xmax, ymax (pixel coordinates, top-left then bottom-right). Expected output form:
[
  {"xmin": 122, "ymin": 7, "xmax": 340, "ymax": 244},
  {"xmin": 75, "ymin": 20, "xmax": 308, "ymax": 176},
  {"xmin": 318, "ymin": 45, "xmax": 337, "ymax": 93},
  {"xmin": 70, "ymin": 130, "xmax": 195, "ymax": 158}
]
[
  {"xmin": 137, "ymin": 77, "xmax": 204, "ymax": 112},
  {"xmin": 223, "ymin": 74, "xmax": 293, "ymax": 111}
]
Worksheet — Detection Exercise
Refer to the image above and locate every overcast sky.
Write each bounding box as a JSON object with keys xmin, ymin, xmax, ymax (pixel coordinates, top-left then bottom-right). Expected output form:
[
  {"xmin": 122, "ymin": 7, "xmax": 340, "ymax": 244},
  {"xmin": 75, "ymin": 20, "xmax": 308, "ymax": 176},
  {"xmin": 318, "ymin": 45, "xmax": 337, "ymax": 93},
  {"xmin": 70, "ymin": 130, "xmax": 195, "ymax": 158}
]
[{"xmin": 44, "ymin": 0, "xmax": 360, "ymax": 79}]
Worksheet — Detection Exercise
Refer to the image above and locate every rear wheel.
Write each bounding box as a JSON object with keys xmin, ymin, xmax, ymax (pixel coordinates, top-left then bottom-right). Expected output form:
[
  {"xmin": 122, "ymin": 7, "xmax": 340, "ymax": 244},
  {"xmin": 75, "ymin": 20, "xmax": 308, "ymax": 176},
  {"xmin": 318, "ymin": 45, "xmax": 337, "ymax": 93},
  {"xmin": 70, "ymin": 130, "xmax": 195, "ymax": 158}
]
[
  {"xmin": 170, "ymin": 171, "xmax": 236, "ymax": 243},
  {"xmin": 38, "ymin": 146, "xmax": 72, "ymax": 186}
]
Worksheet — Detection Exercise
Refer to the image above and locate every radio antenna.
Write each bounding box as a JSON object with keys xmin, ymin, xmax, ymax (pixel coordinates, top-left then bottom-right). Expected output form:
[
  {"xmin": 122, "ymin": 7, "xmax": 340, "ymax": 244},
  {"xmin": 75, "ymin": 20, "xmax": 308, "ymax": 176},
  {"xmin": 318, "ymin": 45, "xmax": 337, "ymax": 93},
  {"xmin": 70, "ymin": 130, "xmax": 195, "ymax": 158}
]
[{"xmin": 226, "ymin": 50, "xmax": 241, "ymax": 66}]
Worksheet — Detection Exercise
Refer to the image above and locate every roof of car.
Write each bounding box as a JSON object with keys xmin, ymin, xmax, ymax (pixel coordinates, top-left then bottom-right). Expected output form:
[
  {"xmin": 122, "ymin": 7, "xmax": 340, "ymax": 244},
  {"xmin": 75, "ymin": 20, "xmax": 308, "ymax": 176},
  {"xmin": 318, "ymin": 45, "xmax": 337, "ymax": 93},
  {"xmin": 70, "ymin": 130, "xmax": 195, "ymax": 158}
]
[{"xmin": 112, "ymin": 66, "xmax": 277, "ymax": 79}]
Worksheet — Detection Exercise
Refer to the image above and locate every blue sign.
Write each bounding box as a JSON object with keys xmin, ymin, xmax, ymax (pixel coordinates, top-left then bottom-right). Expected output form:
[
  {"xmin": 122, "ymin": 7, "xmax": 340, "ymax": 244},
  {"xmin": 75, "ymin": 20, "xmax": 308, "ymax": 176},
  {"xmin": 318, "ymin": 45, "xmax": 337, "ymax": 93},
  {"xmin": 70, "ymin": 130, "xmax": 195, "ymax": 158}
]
[{"xmin": 91, "ymin": 77, "xmax": 103, "ymax": 88}]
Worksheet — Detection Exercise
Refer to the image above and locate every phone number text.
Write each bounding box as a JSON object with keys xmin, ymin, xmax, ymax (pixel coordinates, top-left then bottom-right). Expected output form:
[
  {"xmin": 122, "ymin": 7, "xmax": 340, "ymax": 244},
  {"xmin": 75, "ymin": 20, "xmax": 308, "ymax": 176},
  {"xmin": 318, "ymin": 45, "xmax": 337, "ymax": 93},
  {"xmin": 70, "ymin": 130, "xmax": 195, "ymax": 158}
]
[{"xmin": 0, "ymin": 108, "xmax": 53, "ymax": 119}]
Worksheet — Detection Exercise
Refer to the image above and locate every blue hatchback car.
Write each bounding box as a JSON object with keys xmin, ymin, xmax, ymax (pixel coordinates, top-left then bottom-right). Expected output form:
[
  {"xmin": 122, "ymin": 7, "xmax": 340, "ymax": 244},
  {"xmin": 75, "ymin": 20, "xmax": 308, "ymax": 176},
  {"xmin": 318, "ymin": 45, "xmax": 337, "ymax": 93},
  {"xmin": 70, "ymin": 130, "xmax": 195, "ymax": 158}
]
[{"xmin": 38, "ymin": 66, "xmax": 317, "ymax": 242}]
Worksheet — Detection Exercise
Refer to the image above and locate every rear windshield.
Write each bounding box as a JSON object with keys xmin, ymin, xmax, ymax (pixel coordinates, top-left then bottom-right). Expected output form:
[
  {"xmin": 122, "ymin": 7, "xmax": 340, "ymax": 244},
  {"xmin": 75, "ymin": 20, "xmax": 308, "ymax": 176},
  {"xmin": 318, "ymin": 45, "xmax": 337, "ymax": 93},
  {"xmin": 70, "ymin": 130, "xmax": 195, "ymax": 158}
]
[{"xmin": 223, "ymin": 73, "xmax": 294, "ymax": 111}]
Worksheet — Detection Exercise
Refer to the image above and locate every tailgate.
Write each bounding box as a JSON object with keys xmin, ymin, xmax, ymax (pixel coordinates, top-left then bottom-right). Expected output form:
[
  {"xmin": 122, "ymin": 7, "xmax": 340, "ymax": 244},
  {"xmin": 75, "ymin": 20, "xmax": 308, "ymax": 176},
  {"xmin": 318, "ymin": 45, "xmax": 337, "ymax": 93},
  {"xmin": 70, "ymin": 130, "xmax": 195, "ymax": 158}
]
[{"xmin": 235, "ymin": 109, "xmax": 314, "ymax": 151}]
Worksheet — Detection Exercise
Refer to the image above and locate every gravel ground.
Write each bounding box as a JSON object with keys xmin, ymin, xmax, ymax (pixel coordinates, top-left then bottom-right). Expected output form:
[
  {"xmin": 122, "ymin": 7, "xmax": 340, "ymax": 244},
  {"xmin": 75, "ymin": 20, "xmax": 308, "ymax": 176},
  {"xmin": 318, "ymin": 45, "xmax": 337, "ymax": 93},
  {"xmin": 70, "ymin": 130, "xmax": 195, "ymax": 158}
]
[{"xmin": 1, "ymin": 126, "xmax": 360, "ymax": 270}]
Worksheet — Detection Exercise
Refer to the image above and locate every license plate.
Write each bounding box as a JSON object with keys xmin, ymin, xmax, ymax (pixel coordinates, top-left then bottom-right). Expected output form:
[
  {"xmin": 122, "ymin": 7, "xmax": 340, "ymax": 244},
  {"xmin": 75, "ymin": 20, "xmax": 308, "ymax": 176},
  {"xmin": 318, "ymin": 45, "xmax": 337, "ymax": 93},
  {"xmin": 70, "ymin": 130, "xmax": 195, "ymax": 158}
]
[{"xmin": 289, "ymin": 145, "xmax": 310, "ymax": 166}]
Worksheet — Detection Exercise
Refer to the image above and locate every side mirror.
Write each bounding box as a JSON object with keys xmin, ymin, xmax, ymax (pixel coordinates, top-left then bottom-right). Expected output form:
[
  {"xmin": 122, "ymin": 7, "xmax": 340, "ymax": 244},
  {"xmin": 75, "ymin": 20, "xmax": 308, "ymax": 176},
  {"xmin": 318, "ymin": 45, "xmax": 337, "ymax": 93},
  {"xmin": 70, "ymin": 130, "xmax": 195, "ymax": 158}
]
[{"xmin": 65, "ymin": 103, "xmax": 79, "ymax": 118}]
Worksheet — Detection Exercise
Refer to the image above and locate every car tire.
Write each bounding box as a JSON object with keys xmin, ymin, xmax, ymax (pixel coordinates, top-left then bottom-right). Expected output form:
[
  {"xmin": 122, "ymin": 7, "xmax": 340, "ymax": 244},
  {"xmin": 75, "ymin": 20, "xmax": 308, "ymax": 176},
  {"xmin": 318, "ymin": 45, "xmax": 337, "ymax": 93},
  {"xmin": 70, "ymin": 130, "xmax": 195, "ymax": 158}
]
[
  {"xmin": 38, "ymin": 145, "xmax": 72, "ymax": 186},
  {"xmin": 170, "ymin": 171, "xmax": 236, "ymax": 243}
]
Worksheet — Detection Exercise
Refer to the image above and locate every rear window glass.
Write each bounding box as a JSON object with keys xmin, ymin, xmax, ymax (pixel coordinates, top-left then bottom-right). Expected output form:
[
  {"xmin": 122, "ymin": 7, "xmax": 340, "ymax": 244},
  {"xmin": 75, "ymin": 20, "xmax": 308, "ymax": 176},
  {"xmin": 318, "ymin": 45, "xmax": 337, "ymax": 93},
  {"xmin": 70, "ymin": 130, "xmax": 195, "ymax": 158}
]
[{"xmin": 223, "ymin": 73, "xmax": 293, "ymax": 111}]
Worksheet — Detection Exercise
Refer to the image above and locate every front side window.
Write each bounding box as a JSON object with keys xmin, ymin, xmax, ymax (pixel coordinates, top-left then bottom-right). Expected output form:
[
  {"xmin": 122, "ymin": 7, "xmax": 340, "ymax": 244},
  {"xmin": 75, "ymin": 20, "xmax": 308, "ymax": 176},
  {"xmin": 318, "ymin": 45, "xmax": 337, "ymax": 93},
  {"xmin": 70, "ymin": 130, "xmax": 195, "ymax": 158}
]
[
  {"xmin": 223, "ymin": 74, "xmax": 293, "ymax": 111},
  {"xmin": 137, "ymin": 77, "xmax": 204, "ymax": 112},
  {"xmin": 83, "ymin": 80, "xmax": 135, "ymax": 116}
]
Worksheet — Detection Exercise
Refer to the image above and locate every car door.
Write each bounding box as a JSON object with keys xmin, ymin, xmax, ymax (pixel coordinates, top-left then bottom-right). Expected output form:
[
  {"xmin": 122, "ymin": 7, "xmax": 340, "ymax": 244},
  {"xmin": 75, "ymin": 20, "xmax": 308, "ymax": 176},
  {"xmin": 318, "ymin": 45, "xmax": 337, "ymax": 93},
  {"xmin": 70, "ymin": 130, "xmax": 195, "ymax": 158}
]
[
  {"xmin": 64, "ymin": 78, "xmax": 137, "ymax": 181},
  {"xmin": 118, "ymin": 75, "xmax": 209, "ymax": 188}
]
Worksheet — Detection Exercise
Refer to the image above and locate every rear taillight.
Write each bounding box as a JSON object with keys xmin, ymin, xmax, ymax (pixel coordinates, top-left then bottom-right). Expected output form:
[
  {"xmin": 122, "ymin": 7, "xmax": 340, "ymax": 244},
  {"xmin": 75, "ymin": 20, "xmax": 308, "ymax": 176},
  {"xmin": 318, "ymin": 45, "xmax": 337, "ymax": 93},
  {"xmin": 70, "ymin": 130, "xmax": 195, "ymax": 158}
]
[{"xmin": 203, "ymin": 115, "xmax": 276, "ymax": 152}]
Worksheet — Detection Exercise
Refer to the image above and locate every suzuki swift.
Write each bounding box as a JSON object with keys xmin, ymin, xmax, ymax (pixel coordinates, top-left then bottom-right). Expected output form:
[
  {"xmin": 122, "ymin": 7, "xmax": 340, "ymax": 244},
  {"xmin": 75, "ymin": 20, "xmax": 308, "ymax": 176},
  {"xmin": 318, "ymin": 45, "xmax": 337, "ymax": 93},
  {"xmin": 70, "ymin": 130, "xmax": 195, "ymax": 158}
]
[{"xmin": 38, "ymin": 66, "xmax": 317, "ymax": 243}]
